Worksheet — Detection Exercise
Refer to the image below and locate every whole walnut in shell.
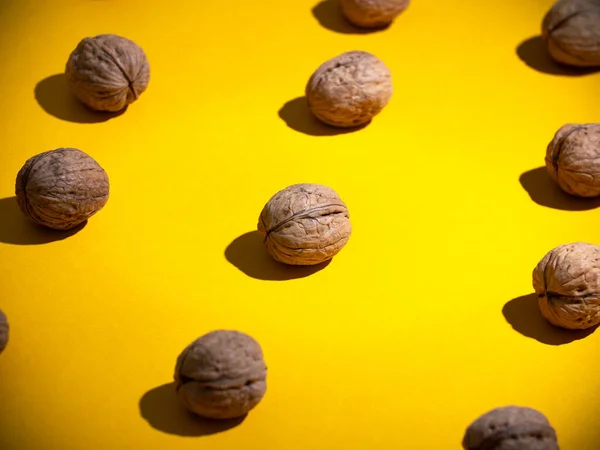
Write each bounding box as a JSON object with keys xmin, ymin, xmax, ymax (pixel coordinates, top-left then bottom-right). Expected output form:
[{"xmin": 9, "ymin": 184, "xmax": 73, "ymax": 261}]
[
  {"xmin": 542, "ymin": 0, "xmax": 600, "ymax": 67},
  {"xmin": 257, "ymin": 183, "xmax": 352, "ymax": 266},
  {"xmin": 174, "ymin": 330, "xmax": 267, "ymax": 420},
  {"xmin": 533, "ymin": 242, "xmax": 600, "ymax": 330},
  {"xmin": 66, "ymin": 34, "xmax": 150, "ymax": 112},
  {"xmin": 545, "ymin": 123, "xmax": 600, "ymax": 197},
  {"xmin": 339, "ymin": 0, "xmax": 410, "ymax": 28},
  {"xmin": 462, "ymin": 406, "xmax": 559, "ymax": 450},
  {"xmin": 0, "ymin": 309, "xmax": 8, "ymax": 355},
  {"xmin": 305, "ymin": 51, "xmax": 392, "ymax": 128},
  {"xmin": 15, "ymin": 148, "xmax": 109, "ymax": 231}
]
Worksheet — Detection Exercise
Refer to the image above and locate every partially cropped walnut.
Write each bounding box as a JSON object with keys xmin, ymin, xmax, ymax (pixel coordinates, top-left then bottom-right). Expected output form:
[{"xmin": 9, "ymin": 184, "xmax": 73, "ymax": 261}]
[
  {"xmin": 257, "ymin": 183, "xmax": 352, "ymax": 266},
  {"xmin": 533, "ymin": 242, "xmax": 600, "ymax": 330},
  {"xmin": 174, "ymin": 330, "xmax": 267, "ymax": 420},
  {"xmin": 66, "ymin": 34, "xmax": 150, "ymax": 112},
  {"xmin": 0, "ymin": 309, "xmax": 8, "ymax": 355},
  {"xmin": 462, "ymin": 406, "xmax": 559, "ymax": 450},
  {"xmin": 15, "ymin": 148, "xmax": 109, "ymax": 231},
  {"xmin": 545, "ymin": 123, "xmax": 600, "ymax": 197},
  {"xmin": 542, "ymin": 0, "xmax": 600, "ymax": 67},
  {"xmin": 339, "ymin": 0, "xmax": 410, "ymax": 28},
  {"xmin": 305, "ymin": 51, "xmax": 392, "ymax": 128}
]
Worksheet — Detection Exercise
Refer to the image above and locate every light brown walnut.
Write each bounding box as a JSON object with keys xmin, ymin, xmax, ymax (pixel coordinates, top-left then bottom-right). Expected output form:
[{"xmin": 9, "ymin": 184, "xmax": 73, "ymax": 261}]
[
  {"xmin": 463, "ymin": 406, "xmax": 559, "ymax": 450},
  {"xmin": 339, "ymin": 0, "xmax": 410, "ymax": 28},
  {"xmin": 542, "ymin": 0, "xmax": 600, "ymax": 67},
  {"xmin": 66, "ymin": 34, "xmax": 150, "ymax": 112},
  {"xmin": 545, "ymin": 123, "xmax": 600, "ymax": 197},
  {"xmin": 533, "ymin": 242, "xmax": 600, "ymax": 330},
  {"xmin": 15, "ymin": 148, "xmax": 110, "ymax": 231},
  {"xmin": 305, "ymin": 51, "xmax": 392, "ymax": 128},
  {"xmin": 0, "ymin": 309, "xmax": 8, "ymax": 355},
  {"xmin": 174, "ymin": 330, "xmax": 267, "ymax": 420},
  {"xmin": 257, "ymin": 183, "xmax": 352, "ymax": 266}
]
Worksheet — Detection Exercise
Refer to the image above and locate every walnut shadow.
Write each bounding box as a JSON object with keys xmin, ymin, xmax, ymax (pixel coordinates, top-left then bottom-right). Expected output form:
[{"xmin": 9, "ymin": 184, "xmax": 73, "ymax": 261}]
[
  {"xmin": 502, "ymin": 294, "xmax": 598, "ymax": 345},
  {"xmin": 0, "ymin": 196, "xmax": 86, "ymax": 245},
  {"xmin": 519, "ymin": 167, "xmax": 600, "ymax": 211},
  {"xmin": 139, "ymin": 383, "xmax": 246, "ymax": 437},
  {"xmin": 225, "ymin": 231, "xmax": 330, "ymax": 281},
  {"xmin": 311, "ymin": 0, "xmax": 390, "ymax": 34},
  {"xmin": 34, "ymin": 74, "xmax": 126, "ymax": 123},
  {"xmin": 516, "ymin": 36, "xmax": 600, "ymax": 76},
  {"xmin": 278, "ymin": 97, "xmax": 367, "ymax": 136}
]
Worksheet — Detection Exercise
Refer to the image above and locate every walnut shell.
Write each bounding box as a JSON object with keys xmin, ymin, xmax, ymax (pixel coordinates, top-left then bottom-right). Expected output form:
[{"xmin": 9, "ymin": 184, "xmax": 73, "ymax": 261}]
[
  {"xmin": 257, "ymin": 183, "xmax": 352, "ymax": 266},
  {"xmin": 462, "ymin": 406, "xmax": 559, "ymax": 450},
  {"xmin": 174, "ymin": 330, "xmax": 267, "ymax": 420},
  {"xmin": 541, "ymin": 0, "xmax": 600, "ymax": 67},
  {"xmin": 0, "ymin": 309, "xmax": 8, "ymax": 355},
  {"xmin": 339, "ymin": 0, "xmax": 410, "ymax": 28},
  {"xmin": 545, "ymin": 123, "xmax": 600, "ymax": 197},
  {"xmin": 65, "ymin": 34, "xmax": 150, "ymax": 112},
  {"xmin": 305, "ymin": 51, "xmax": 392, "ymax": 128},
  {"xmin": 15, "ymin": 148, "xmax": 109, "ymax": 231},
  {"xmin": 533, "ymin": 242, "xmax": 600, "ymax": 330}
]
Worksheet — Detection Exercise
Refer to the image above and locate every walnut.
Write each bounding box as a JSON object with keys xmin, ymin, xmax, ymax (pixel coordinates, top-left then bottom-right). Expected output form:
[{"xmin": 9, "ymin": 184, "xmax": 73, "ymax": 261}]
[
  {"xmin": 15, "ymin": 148, "xmax": 109, "ymax": 231},
  {"xmin": 65, "ymin": 34, "xmax": 150, "ymax": 112},
  {"xmin": 542, "ymin": 0, "xmax": 600, "ymax": 67},
  {"xmin": 339, "ymin": 0, "xmax": 410, "ymax": 28},
  {"xmin": 174, "ymin": 330, "xmax": 267, "ymax": 420},
  {"xmin": 257, "ymin": 183, "xmax": 352, "ymax": 266},
  {"xmin": 0, "ymin": 309, "xmax": 8, "ymax": 355},
  {"xmin": 305, "ymin": 51, "xmax": 392, "ymax": 128},
  {"xmin": 462, "ymin": 406, "xmax": 559, "ymax": 450},
  {"xmin": 533, "ymin": 242, "xmax": 600, "ymax": 330},
  {"xmin": 545, "ymin": 123, "xmax": 600, "ymax": 197}
]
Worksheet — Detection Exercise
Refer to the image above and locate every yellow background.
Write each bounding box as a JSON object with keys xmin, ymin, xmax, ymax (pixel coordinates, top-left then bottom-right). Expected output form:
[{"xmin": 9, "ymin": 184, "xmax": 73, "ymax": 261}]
[{"xmin": 1, "ymin": 0, "xmax": 600, "ymax": 448}]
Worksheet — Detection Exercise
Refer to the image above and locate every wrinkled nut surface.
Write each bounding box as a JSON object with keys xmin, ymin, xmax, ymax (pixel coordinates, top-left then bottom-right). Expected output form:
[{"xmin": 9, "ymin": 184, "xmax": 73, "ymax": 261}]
[
  {"xmin": 257, "ymin": 183, "xmax": 352, "ymax": 266},
  {"xmin": 463, "ymin": 406, "xmax": 559, "ymax": 450},
  {"xmin": 542, "ymin": 0, "xmax": 600, "ymax": 67},
  {"xmin": 533, "ymin": 242, "xmax": 600, "ymax": 330},
  {"xmin": 545, "ymin": 123, "xmax": 600, "ymax": 197},
  {"xmin": 305, "ymin": 51, "xmax": 392, "ymax": 128},
  {"xmin": 0, "ymin": 309, "xmax": 8, "ymax": 355},
  {"xmin": 15, "ymin": 148, "xmax": 110, "ymax": 231},
  {"xmin": 66, "ymin": 34, "xmax": 150, "ymax": 112},
  {"xmin": 339, "ymin": 0, "xmax": 410, "ymax": 28},
  {"xmin": 174, "ymin": 330, "xmax": 267, "ymax": 420}
]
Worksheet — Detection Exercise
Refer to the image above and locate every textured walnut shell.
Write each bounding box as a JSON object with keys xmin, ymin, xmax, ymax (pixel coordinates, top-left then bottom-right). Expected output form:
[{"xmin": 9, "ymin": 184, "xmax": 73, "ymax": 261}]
[
  {"xmin": 305, "ymin": 51, "xmax": 392, "ymax": 128},
  {"xmin": 533, "ymin": 242, "xmax": 600, "ymax": 330},
  {"xmin": 339, "ymin": 0, "xmax": 410, "ymax": 28},
  {"xmin": 15, "ymin": 148, "xmax": 109, "ymax": 231},
  {"xmin": 542, "ymin": 0, "xmax": 600, "ymax": 67},
  {"xmin": 545, "ymin": 123, "xmax": 600, "ymax": 197},
  {"xmin": 174, "ymin": 330, "xmax": 267, "ymax": 420},
  {"xmin": 257, "ymin": 183, "xmax": 352, "ymax": 266},
  {"xmin": 0, "ymin": 309, "xmax": 8, "ymax": 355},
  {"xmin": 66, "ymin": 34, "xmax": 150, "ymax": 112},
  {"xmin": 463, "ymin": 406, "xmax": 559, "ymax": 450}
]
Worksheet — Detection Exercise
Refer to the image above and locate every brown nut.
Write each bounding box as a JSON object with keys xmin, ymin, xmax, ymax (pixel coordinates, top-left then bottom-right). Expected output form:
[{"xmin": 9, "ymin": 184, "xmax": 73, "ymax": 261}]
[
  {"xmin": 533, "ymin": 242, "xmax": 600, "ymax": 330},
  {"xmin": 545, "ymin": 124, "xmax": 600, "ymax": 197},
  {"xmin": 463, "ymin": 406, "xmax": 559, "ymax": 450},
  {"xmin": 15, "ymin": 148, "xmax": 109, "ymax": 231},
  {"xmin": 174, "ymin": 330, "xmax": 267, "ymax": 420},
  {"xmin": 0, "ymin": 309, "xmax": 8, "ymax": 355},
  {"xmin": 257, "ymin": 183, "xmax": 352, "ymax": 266},
  {"xmin": 339, "ymin": 0, "xmax": 410, "ymax": 28},
  {"xmin": 541, "ymin": 0, "xmax": 600, "ymax": 67},
  {"xmin": 305, "ymin": 51, "xmax": 392, "ymax": 128},
  {"xmin": 66, "ymin": 34, "xmax": 150, "ymax": 112}
]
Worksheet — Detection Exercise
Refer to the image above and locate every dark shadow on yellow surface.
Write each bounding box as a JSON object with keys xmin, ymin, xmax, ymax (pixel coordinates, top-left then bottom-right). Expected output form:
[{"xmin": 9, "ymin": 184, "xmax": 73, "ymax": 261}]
[
  {"xmin": 311, "ymin": 0, "xmax": 389, "ymax": 34},
  {"xmin": 279, "ymin": 97, "xmax": 367, "ymax": 136},
  {"xmin": 34, "ymin": 74, "xmax": 126, "ymax": 123},
  {"xmin": 139, "ymin": 383, "xmax": 246, "ymax": 437},
  {"xmin": 225, "ymin": 231, "xmax": 330, "ymax": 280},
  {"xmin": 519, "ymin": 167, "xmax": 600, "ymax": 211},
  {"xmin": 516, "ymin": 36, "xmax": 600, "ymax": 76},
  {"xmin": 0, "ymin": 197, "xmax": 86, "ymax": 245},
  {"xmin": 503, "ymin": 294, "xmax": 598, "ymax": 345}
]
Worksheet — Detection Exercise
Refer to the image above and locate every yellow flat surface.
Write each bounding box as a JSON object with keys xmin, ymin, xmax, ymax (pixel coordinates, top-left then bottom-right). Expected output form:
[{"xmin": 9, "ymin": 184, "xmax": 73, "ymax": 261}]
[{"xmin": 1, "ymin": 0, "xmax": 600, "ymax": 448}]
